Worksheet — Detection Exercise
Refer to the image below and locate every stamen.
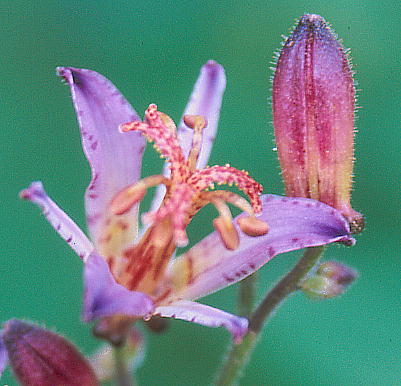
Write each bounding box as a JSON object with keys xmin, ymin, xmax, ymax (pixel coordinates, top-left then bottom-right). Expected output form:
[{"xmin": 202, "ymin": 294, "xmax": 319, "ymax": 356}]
[
  {"xmin": 211, "ymin": 198, "xmax": 239, "ymax": 250},
  {"xmin": 184, "ymin": 114, "xmax": 208, "ymax": 171},
  {"xmin": 204, "ymin": 190, "xmax": 254, "ymax": 215},
  {"xmin": 110, "ymin": 175, "xmax": 169, "ymax": 215},
  {"xmin": 207, "ymin": 191, "xmax": 269, "ymax": 237},
  {"xmin": 143, "ymin": 183, "xmax": 195, "ymax": 247},
  {"xmin": 237, "ymin": 216, "xmax": 269, "ymax": 237}
]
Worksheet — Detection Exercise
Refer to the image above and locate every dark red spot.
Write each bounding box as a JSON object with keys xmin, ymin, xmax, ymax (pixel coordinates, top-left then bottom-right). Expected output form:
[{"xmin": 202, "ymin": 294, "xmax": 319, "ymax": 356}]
[{"xmin": 223, "ymin": 274, "xmax": 235, "ymax": 282}]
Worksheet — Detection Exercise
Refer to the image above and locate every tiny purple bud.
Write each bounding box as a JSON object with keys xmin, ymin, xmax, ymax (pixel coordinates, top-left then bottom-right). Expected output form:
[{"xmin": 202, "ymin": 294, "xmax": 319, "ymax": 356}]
[
  {"xmin": 317, "ymin": 261, "xmax": 358, "ymax": 285},
  {"xmin": 272, "ymin": 14, "xmax": 364, "ymax": 233},
  {"xmin": 2, "ymin": 320, "xmax": 98, "ymax": 386},
  {"xmin": 301, "ymin": 261, "xmax": 357, "ymax": 299}
]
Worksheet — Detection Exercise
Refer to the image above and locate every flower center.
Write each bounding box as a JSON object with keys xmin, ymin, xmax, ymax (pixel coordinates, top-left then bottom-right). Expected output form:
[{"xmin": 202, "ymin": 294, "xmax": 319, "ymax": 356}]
[{"xmin": 111, "ymin": 104, "xmax": 268, "ymax": 293}]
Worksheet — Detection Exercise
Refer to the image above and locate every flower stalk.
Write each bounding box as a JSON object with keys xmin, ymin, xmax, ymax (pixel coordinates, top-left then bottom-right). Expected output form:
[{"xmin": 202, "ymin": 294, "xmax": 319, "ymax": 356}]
[
  {"xmin": 215, "ymin": 246, "xmax": 325, "ymax": 386},
  {"xmin": 237, "ymin": 273, "xmax": 258, "ymax": 317},
  {"xmin": 113, "ymin": 345, "xmax": 134, "ymax": 386}
]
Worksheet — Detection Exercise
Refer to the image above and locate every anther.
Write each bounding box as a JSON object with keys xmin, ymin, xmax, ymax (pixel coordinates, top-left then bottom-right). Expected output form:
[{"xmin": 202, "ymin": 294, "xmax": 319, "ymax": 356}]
[{"xmin": 237, "ymin": 216, "xmax": 269, "ymax": 237}]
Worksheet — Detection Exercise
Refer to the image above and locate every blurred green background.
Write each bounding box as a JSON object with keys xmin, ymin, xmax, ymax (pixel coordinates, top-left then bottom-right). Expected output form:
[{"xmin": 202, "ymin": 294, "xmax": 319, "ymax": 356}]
[{"xmin": 2, "ymin": 0, "xmax": 399, "ymax": 385}]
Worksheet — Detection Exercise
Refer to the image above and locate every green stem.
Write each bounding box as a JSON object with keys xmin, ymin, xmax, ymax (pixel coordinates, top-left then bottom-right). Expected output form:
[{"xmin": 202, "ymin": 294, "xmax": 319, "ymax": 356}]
[
  {"xmin": 238, "ymin": 273, "xmax": 258, "ymax": 317},
  {"xmin": 214, "ymin": 246, "xmax": 325, "ymax": 386},
  {"xmin": 113, "ymin": 345, "xmax": 135, "ymax": 386}
]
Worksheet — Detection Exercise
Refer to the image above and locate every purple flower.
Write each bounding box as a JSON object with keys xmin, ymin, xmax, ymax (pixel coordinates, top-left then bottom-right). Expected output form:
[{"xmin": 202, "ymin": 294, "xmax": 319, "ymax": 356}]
[{"xmin": 21, "ymin": 61, "xmax": 354, "ymax": 342}]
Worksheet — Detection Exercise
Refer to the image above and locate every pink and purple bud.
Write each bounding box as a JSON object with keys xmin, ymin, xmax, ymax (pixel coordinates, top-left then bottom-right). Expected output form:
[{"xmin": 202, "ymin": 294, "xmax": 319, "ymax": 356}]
[
  {"xmin": 272, "ymin": 14, "xmax": 364, "ymax": 234},
  {"xmin": 301, "ymin": 261, "xmax": 358, "ymax": 299},
  {"xmin": 1, "ymin": 319, "xmax": 98, "ymax": 386}
]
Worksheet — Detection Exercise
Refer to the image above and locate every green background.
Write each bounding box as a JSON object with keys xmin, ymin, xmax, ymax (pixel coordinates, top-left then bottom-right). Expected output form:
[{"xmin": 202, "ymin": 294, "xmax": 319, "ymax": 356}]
[{"xmin": 2, "ymin": 0, "xmax": 399, "ymax": 385}]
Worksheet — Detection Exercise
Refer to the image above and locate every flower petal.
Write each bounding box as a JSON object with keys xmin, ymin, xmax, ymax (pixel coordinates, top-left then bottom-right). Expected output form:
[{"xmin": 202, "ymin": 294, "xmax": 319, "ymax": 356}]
[
  {"xmin": 20, "ymin": 182, "xmax": 94, "ymax": 261},
  {"xmin": 162, "ymin": 195, "xmax": 354, "ymax": 302},
  {"xmin": 57, "ymin": 67, "xmax": 145, "ymax": 253},
  {"xmin": 0, "ymin": 336, "xmax": 8, "ymax": 377},
  {"xmin": 150, "ymin": 61, "xmax": 226, "ymax": 211},
  {"xmin": 154, "ymin": 300, "xmax": 247, "ymax": 343},
  {"xmin": 83, "ymin": 253, "xmax": 154, "ymax": 321}
]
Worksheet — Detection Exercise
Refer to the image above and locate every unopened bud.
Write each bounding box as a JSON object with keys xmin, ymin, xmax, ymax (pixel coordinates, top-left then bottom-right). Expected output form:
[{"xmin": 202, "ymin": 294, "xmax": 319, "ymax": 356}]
[
  {"xmin": 1, "ymin": 319, "xmax": 98, "ymax": 386},
  {"xmin": 301, "ymin": 261, "xmax": 357, "ymax": 299},
  {"xmin": 272, "ymin": 14, "xmax": 364, "ymax": 233}
]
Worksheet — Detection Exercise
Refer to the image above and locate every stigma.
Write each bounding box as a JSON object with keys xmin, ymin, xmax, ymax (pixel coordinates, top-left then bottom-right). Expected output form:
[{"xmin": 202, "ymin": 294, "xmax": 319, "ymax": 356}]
[{"xmin": 112, "ymin": 104, "xmax": 268, "ymax": 250}]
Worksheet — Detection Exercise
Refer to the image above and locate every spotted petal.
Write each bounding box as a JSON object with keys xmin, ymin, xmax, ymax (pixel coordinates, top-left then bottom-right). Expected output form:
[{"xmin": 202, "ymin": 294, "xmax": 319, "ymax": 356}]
[
  {"xmin": 83, "ymin": 253, "xmax": 154, "ymax": 321},
  {"xmin": 154, "ymin": 300, "xmax": 247, "ymax": 343},
  {"xmin": 20, "ymin": 181, "xmax": 94, "ymax": 261},
  {"xmin": 57, "ymin": 67, "xmax": 145, "ymax": 256},
  {"xmin": 150, "ymin": 61, "xmax": 226, "ymax": 211},
  {"xmin": 161, "ymin": 195, "xmax": 354, "ymax": 302}
]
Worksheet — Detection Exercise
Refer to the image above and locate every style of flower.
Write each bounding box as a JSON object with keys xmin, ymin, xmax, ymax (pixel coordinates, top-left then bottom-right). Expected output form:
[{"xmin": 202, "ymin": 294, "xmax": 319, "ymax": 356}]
[{"xmin": 20, "ymin": 61, "xmax": 354, "ymax": 342}]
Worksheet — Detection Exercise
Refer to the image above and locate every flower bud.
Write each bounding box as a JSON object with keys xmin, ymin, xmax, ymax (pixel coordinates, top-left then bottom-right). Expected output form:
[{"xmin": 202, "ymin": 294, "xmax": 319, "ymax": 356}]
[
  {"xmin": 301, "ymin": 261, "xmax": 357, "ymax": 299},
  {"xmin": 1, "ymin": 319, "xmax": 98, "ymax": 386},
  {"xmin": 272, "ymin": 14, "xmax": 364, "ymax": 233}
]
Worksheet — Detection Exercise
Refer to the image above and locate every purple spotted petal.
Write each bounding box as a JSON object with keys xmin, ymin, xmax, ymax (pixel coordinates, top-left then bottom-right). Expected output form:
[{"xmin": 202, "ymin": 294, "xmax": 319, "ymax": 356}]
[
  {"xmin": 0, "ymin": 335, "xmax": 7, "ymax": 377},
  {"xmin": 150, "ymin": 61, "xmax": 226, "ymax": 211},
  {"xmin": 83, "ymin": 253, "xmax": 154, "ymax": 321},
  {"xmin": 154, "ymin": 300, "xmax": 248, "ymax": 343},
  {"xmin": 163, "ymin": 195, "xmax": 355, "ymax": 302},
  {"xmin": 57, "ymin": 67, "xmax": 145, "ymax": 247},
  {"xmin": 20, "ymin": 182, "xmax": 94, "ymax": 261}
]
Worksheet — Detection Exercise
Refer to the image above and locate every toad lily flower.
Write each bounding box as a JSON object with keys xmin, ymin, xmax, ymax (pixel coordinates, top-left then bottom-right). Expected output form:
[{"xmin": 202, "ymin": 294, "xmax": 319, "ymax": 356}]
[{"xmin": 21, "ymin": 61, "xmax": 354, "ymax": 342}]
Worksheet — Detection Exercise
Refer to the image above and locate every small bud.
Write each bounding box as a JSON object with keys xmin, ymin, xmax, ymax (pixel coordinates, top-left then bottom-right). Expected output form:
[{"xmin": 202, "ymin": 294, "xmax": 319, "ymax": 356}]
[
  {"xmin": 301, "ymin": 261, "xmax": 357, "ymax": 299},
  {"xmin": 272, "ymin": 14, "xmax": 364, "ymax": 233},
  {"xmin": 2, "ymin": 319, "xmax": 98, "ymax": 386},
  {"xmin": 317, "ymin": 261, "xmax": 358, "ymax": 285}
]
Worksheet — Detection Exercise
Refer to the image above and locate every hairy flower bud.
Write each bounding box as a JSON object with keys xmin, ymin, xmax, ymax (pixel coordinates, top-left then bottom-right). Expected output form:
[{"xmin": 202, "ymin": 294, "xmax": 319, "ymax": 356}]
[
  {"xmin": 272, "ymin": 14, "xmax": 364, "ymax": 233},
  {"xmin": 301, "ymin": 261, "xmax": 357, "ymax": 299},
  {"xmin": 1, "ymin": 319, "xmax": 98, "ymax": 386}
]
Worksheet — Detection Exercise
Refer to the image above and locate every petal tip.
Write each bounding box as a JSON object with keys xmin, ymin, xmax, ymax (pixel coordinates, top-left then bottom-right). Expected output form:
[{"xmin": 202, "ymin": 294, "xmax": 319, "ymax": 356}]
[
  {"xmin": 19, "ymin": 181, "xmax": 44, "ymax": 201},
  {"xmin": 203, "ymin": 60, "xmax": 225, "ymax": 77}
]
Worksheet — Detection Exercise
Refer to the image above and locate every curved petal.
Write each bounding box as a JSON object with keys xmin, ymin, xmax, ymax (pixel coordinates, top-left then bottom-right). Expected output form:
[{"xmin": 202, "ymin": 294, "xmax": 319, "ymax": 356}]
[
  {"xmin": 83, "ymin": 253, "xmax": 154, "ymax": 322},
  {"xmin": 0, "ymin": 336, "xmax": 8, "ymax": 377},
  {"xmin": 161, "ymin": 195, "xmax": 355, "ymax": 302},
  {"xmin": 150, "ymin": 61, "xmax": 226, "ymax": 212},
  {"xmin": 57, "ymin": 67, "xmax": 145, "ymax": 253},
  {"xmin": 20, "ymin": 182, "xmax": 94, "ymax": 261},
  {"xmin": 154, "ymin": 300, "xmax": 247, "ymax": 343}
]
